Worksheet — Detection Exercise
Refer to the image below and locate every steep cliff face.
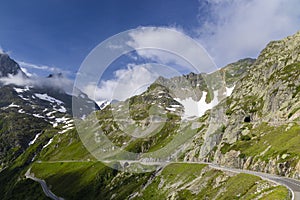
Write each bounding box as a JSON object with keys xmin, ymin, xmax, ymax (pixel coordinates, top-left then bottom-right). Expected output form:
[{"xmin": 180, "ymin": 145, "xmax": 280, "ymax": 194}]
[
  {"xmin": 184, "ymin": 31, "xmax": 300, "ymax": 178},
  {"xmin": 227, "ymin": 31, "xmax": 300, "ymax": 124}
]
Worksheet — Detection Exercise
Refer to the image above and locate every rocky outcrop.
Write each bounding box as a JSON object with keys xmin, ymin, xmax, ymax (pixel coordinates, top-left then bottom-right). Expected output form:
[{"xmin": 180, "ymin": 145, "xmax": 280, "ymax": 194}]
[{"xmin": 182, "ymin": 31, "xmax": 300, "ymax": 179}]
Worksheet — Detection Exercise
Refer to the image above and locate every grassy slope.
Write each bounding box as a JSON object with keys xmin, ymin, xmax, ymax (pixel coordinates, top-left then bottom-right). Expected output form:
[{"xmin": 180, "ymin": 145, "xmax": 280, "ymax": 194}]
[
  {"xmin": 30, "ymin": 161, "xmax": 290, "ymax": 200},
  {"xmin": 0, "ymin": 124, "xmax": 291, "ymax": 200},
  {"xmin": 138, "ymin": 163, "xmax": 289, "ymax": 200},
  {"xmin": 38, "ymin": 129, "xmax": 95, "ymax": 161},
  {"xmin": 31, "ymin": 162, "xmax": 152, "ymax": 200},
  {"xmin": 0, "ymin": 129, "xmax": 55, "ymax": 200}
]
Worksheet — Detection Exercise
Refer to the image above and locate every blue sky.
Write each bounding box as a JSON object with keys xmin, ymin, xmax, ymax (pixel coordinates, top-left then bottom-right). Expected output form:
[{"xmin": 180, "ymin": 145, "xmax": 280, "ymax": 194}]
[
  {"xmin": 0, "ymin": 0, "xmax": 200, "ymax": 76},
  {"xmin": 1, "ymin": 0, "xmax": 300, "ymax": 101},
  {"xmin": 1, "ymin": 0, "xmax": 300, "ymax": 75}
]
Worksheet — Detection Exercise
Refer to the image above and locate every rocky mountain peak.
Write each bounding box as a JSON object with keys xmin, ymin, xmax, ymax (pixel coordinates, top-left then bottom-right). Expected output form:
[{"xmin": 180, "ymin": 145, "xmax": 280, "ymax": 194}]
[
  {"xmin": 256, "ymin": 30, "xmax": 300, "ymax": 71},
  {"xmin": 0, "ymin": 54, "xmax": 26, "ymax": 78}
]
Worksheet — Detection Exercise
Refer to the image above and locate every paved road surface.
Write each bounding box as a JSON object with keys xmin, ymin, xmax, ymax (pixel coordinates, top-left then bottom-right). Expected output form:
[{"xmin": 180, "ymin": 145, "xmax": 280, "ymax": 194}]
[{"xmin": 25, "ymin": 168, "xmax": 64, "ymax": 200}]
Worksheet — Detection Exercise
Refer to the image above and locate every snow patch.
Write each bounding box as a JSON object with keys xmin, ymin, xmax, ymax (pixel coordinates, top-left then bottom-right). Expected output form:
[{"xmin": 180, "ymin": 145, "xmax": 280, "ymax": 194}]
[
  {"xmin": 52, "ymin": 122, "xmax": 58, "ymax": 128},
  {"xmin": 55, "ymin": 116, "xmax": 70, "ymax": 123},
  {"xmin": 226, "ymin": 85, "xmax": 235, "ymax": 96},
  {"xmin": 35, "ymin": 93, "xmax": 64, "ymax": 104},
  {"xmin": 33, "ymin": 113, "xmax": 44, "ymax": 118},
  {"xmin": 170, "ymin": 104, "xmax": 181, "ymax": 108},
  {"xmin": 46, "ymin": 111, "xmax": 57, "ymax": 116},
  {"xmin": 66, "ymin": 119, "xmax": 73, "ymax": 124},
  {"xmin": 62, "ymin": 124, "xmax": 73, "ymax": 129},
  {"xmin": 54, "ymin": 106, "xmax": 67, "ymax": 113},
  {"xmin": 14, "ymin": 86, "xmax": 29, "ymax": 93},
  {"xmin": 18, "ymin": 109, "xmax": 25, "ymax": 113},
  {"xmin": 175, "ymin": 91, "xmax": 220, "ymax": 120},
  {"xmin": 7, "ymin": 103, "xmax": 20, "ymax": 108},
  {"xmin": 166, "ymin": 107, "xmax": 176, "ymax": 112},
  {"xmin": 28, "ymin": 132, "xmax": 42, "ymax": 146},
  {"xmin": 58, "ymin": 126, "xmax": 73, "ymax": 134},
  {"xmin": 43, "ymin": 138, "xmax": 53, "ymax": 148},
  {"xmin": 18, "ymin": 95, "xmax": 30, "ymax": 101}
]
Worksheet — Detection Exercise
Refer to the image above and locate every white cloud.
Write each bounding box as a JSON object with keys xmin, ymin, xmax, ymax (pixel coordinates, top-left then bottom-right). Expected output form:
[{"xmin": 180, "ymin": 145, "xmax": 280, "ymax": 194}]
[
  {"xmin": 20, "ymin": 67, "xmax": 33, "ymax": 77},
  {"xmin": 17, "ymin": 61, "xmax": 72, "ymax": 77},
  {"xmin": 0, "ymin": 48, "xmax": 73, "ymax": 93},
  {"xmin": 0, "ymin": 45, "xmax": 12, "ymax": 55},
  {"xmin": 82, "ymin": 64, "xmax": 160, "ymax": 101},
  {"xmin": 0, "ymin": 46, "xmax": 4, "ymax": 54},
  {"xmin": 18, "ymin": 61, "xmax": 58, "ymax": 72},
  {"xmin": 197, "ymin": 0, "xmax": 300, "ymax": 67},
  {"xmin": 0, "ymin": 72, "xmax": 31, "ymax": 86},
  {"xmin": 0, "ymin": 72, "xmax": 74, "ymax": 94},
  {"xmin": 127, "ymin": 27, "xmax": 216, "ymax": 73},
  {"xmin": 0, "ymin": 46, "xmax": 11, "ymax": 55}
]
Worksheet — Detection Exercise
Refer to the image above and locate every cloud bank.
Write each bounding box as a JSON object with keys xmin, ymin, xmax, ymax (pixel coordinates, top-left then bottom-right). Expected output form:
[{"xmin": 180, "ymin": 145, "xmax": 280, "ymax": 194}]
[
  {"xmin": 197, "ymin": 0, "xmax": 300, "ymax": 67},
  {"xmin": 83, "ymin": 64, "xmax": 159, "ymax": 102},
  {"xmin": 126, "ymin": 27, "xmax": 216, "ymax": 73},
  {"xmin": 0, "ymin": 72, "xmax": 74, "ymax": 94}
]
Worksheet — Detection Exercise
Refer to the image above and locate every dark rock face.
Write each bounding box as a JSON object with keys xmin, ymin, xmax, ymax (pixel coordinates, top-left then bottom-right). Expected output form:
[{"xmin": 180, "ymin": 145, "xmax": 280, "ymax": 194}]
[{"xmin": 0, "ymin": 53, "xmax": 25, "ymax": 77}]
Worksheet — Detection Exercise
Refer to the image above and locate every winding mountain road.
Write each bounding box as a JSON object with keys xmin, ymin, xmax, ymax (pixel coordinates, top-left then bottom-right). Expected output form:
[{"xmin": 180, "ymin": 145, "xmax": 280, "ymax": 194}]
[
  {"xmin": 209, "ymin": 163, "xmax": 300, "ymax": 200},
  {"xmin": 111, "ymin": 160, "xmax": 300, "ymax": 200},
  {"xmin": 33, "ymin": 160, "xmax": 300, "ymax": 200},
  {"xmin": 25, "ymin": 168, "xmax": 64, "ymax": 200}
]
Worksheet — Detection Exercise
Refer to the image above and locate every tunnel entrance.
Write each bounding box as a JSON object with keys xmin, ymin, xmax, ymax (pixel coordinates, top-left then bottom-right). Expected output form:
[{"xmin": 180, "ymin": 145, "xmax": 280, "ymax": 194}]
[{"xmin": 244, "ymin": 116, "xmax": 251, "ymax": 123}]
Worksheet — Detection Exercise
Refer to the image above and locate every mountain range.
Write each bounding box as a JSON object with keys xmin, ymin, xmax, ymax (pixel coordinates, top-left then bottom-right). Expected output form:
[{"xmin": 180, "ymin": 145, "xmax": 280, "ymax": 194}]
[{"xmin": 0, "ymin": 31, "xmax": 299, "ymax": 199}]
